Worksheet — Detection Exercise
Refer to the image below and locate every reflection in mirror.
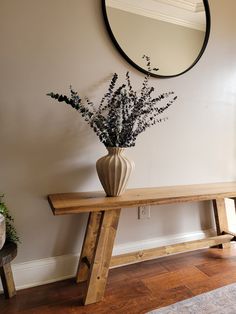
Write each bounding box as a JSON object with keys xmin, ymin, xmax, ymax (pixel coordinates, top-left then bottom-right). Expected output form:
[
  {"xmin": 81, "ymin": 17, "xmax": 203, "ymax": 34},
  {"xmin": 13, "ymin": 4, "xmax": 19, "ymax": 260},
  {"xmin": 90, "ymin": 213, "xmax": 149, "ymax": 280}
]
[{"xmin": 103, "ymin": 0, "xmax": 210, "ymax": 77}]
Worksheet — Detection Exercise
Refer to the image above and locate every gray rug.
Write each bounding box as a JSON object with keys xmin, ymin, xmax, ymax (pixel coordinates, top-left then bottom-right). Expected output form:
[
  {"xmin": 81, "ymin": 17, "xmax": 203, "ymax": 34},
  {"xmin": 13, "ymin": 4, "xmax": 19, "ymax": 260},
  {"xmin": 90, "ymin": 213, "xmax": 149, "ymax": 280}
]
[{"xmin": 147, "ymin": 283, "xmax": 236, "ymax": 314}]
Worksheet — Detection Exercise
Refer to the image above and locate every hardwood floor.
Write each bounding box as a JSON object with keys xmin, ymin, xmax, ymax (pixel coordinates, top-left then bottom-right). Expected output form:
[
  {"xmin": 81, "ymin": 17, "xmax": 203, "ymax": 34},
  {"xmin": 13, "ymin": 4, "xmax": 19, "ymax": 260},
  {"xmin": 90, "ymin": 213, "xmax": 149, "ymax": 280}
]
[{"xmin": 2, "ymin": 245, "xmax": 236, "ymax": 314}]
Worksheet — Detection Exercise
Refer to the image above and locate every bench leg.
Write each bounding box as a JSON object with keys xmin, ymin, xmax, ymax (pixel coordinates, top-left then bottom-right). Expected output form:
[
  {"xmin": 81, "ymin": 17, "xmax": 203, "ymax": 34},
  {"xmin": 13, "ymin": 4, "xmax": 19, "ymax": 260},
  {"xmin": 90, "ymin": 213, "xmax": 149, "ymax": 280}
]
[
  {"xmin": 76, "ymin": 211, "xmax": 103, "ymax": 283},
  {"xmin": 77, "ymin": 209, "xmax": 121, "ymax": 305},
  {"xmin": 212, "ymin": 198, "xmax": 230, "ymax": 248},
  {"xmin": 0, "ymin": 263, "xmax": 16, "ymax": 298}
]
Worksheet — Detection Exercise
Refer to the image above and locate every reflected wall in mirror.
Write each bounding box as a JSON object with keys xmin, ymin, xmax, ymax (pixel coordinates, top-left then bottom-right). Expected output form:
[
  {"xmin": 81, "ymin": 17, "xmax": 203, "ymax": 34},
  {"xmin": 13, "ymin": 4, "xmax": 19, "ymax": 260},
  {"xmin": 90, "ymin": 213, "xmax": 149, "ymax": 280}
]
[{"xmin": 102, "ymin": 0, "xmax": 211, "ymax": 78}]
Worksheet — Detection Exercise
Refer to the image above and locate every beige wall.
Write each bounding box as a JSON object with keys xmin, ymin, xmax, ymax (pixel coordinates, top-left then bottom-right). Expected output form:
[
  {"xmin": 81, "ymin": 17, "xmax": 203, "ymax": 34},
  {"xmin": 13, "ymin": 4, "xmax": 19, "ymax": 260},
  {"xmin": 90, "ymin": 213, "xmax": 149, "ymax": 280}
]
[
  {"xmin": 107, "ymin": 7, "xmax": 205, "ymax": 76},
  {"xmin": 0, "ymin": 0, "xmax": 236, "ymax": 263}
]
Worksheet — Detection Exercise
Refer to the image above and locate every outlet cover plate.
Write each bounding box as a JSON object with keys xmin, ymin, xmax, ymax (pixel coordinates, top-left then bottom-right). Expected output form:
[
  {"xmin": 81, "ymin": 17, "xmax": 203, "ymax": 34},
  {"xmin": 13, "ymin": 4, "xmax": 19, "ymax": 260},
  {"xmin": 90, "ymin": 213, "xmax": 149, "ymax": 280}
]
[{"xmin": 138, "ymin": 206, "xmax": 151, "ymax": 219}]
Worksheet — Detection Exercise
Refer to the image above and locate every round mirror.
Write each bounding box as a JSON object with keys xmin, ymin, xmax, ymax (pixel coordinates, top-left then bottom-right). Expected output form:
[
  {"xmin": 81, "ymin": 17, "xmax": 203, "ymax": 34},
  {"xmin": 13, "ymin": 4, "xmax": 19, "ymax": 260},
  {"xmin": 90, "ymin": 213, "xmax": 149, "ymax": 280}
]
[{"xmin": 102, "ymin": 0, "xmax": 211, "ymax": 78}]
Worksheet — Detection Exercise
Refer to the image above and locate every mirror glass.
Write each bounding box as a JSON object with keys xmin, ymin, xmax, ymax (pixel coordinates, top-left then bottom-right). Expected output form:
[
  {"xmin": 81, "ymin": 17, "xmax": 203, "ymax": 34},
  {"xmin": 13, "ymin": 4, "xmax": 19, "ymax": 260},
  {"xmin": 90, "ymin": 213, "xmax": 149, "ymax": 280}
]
[{"xmin": 102, "ymin": 0, "xmax": 210, "ymax": 77}]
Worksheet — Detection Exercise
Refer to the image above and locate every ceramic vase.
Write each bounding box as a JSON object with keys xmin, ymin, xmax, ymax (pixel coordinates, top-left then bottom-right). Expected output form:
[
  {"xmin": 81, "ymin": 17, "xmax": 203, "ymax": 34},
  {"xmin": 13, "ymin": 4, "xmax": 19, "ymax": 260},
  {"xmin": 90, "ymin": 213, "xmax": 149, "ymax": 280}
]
[
  {"xmin": 96, "ymin": 147, "xmax": 134, "ymax": 197},
  {"xmin": 0, "ymin": 214, "xmax": 6, "ymax": 250}
]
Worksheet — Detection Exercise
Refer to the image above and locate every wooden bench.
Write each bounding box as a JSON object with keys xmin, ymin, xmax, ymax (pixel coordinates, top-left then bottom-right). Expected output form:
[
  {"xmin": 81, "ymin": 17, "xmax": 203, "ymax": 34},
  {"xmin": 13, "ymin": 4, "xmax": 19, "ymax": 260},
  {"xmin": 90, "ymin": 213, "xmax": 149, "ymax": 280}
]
[
  {"xmin": 48, "ymin": 182, "xmax": 236, "ymax": 305},
  {"xmin": 0, "ymin": 242, "xmax": 17, "ymax": 298}
]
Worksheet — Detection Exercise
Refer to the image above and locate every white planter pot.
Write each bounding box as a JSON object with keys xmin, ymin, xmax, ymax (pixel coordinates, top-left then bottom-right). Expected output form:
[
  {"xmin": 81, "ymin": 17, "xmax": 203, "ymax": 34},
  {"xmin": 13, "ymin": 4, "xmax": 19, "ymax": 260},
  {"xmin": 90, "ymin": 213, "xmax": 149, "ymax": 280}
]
[{"xmin": 0, "ymin": 214, "xmax": 6, "ymax": 250}]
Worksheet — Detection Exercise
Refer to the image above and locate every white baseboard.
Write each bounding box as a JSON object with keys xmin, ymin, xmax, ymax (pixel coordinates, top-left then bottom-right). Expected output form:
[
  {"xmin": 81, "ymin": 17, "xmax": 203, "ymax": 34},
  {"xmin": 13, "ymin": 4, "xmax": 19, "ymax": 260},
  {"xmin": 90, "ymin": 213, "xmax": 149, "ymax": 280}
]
[{"xmin": 0, "ymin": 229, "xmax": 215, "ymax": 293}]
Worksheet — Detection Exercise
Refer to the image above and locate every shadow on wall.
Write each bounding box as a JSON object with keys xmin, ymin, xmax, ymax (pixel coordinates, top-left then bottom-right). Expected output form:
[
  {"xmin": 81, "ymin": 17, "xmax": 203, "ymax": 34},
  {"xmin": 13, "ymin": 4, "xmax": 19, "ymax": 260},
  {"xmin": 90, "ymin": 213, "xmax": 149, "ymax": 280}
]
[
  {"xmin": 0, "ymin": 98, "xmax": 100, "ymax": 190},
  {"xmin": 0, "ymin": 96, "xmax": 103, "ymax": 259},
  {"xmin": 199, "ymin": 201, "xmax": 215, "ymax": 232},
  {"xmin": 153, "ymin": 201, "xmax": 214, "ymax": 238}
]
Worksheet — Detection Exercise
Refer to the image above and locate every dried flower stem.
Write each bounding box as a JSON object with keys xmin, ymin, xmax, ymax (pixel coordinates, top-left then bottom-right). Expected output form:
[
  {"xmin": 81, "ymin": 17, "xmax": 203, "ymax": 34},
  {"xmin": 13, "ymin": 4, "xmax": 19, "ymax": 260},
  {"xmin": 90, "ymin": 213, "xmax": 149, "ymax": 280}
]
[{"xmin": 47, "ymin": 56, "xmax": 177, "ymax": 147}]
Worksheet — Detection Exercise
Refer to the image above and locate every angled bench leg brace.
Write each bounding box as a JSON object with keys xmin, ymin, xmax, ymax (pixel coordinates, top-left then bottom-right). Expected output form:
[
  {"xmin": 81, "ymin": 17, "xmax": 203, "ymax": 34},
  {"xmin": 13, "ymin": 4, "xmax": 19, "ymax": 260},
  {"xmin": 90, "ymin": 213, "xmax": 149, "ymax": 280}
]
[
  {"xmin": 213, "ymin": 198, "xmax": 230, "ymax": 248},
  {"xmin": 76, "ymin": 209, "xmax": 121, "ymax": 305}
]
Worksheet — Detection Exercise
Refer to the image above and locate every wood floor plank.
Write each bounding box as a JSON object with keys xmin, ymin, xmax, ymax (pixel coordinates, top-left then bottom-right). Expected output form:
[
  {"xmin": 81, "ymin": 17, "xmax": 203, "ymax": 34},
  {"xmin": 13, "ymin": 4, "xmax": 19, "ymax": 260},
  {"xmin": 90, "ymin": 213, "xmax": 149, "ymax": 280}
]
[
  {"xmin": 142, "ymin": 266, "xmax": 208, "ymax": 296},
  {"xmin": 197, "ymin": 260, "xmax": 236, "ymax": 277}
]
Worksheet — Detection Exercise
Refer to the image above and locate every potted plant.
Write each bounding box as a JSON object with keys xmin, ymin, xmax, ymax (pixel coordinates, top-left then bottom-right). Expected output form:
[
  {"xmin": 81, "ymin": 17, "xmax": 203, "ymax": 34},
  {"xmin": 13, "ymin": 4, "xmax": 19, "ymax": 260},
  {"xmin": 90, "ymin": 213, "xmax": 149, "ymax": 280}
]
[
  {"xmin": 47, "ymin": 56, "xmax": 177, "ymax": 196},
  {"xmin": 0, "ymin": 213, "xmax": 5, "ymax": 250},
  {"xmin": 0, "ymin": 195, "xmax": 19, "ymax": 248}
]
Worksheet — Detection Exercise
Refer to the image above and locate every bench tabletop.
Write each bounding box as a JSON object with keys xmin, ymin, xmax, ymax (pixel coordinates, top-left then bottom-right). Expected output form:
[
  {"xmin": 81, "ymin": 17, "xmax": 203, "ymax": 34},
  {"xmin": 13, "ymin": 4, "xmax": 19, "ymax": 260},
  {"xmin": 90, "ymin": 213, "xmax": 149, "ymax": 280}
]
[{"xmin": 48, "ymin": 182, "xmax": 236, "ymax": 215}]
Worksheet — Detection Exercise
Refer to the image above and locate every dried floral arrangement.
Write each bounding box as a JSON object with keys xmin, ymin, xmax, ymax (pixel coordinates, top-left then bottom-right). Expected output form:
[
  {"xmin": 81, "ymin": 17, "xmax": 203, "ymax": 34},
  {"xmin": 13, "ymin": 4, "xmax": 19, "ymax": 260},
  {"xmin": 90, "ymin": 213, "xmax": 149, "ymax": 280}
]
[
  {"xmin": 47, "ymin": 56, "xmax": 177, "ymax": 147},
  {"xmin": 0, "ymin": 195, "xmax": 20, "ymax": 244}
]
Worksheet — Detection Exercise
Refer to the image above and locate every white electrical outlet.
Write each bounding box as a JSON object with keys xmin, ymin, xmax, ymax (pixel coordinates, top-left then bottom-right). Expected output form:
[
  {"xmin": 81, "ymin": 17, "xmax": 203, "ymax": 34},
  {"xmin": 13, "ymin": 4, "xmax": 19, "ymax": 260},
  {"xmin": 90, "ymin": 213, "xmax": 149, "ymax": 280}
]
[{"xmin": 138, "ymin": 205, "xmax": 151, "ymax": 219}]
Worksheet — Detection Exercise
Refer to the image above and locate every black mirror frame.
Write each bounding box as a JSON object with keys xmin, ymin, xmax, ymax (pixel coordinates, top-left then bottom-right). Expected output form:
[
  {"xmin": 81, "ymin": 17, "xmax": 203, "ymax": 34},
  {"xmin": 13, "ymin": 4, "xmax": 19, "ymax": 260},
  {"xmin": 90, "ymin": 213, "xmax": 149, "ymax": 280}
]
[{"xmin": 102, "ymin": 0, "xmax": 211, "ymax": 78}]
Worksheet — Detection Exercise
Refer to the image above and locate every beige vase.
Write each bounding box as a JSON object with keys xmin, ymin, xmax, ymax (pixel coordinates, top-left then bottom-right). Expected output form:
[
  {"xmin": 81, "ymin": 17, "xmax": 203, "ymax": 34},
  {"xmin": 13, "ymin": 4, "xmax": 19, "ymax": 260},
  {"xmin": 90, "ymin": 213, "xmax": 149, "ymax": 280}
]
[
  {"xmin": 96, "ymin": 147, "xmax": 134, "ymax": 197},
  {"xmin": 0, "ymin": 214, "xmax": 6, "ymax": 250}
]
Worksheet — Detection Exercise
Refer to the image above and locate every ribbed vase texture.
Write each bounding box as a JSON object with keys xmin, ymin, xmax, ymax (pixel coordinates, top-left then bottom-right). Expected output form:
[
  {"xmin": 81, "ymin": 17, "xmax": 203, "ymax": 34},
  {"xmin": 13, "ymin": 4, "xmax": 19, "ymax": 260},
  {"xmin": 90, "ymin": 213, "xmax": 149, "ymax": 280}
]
[
  {"xmin": 0, "ymin": 214, "xmax": 6, "ymax": 250},
  {"xmin": 96, "ymin": 147, "xmax": 134, "ymax": 196}
]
